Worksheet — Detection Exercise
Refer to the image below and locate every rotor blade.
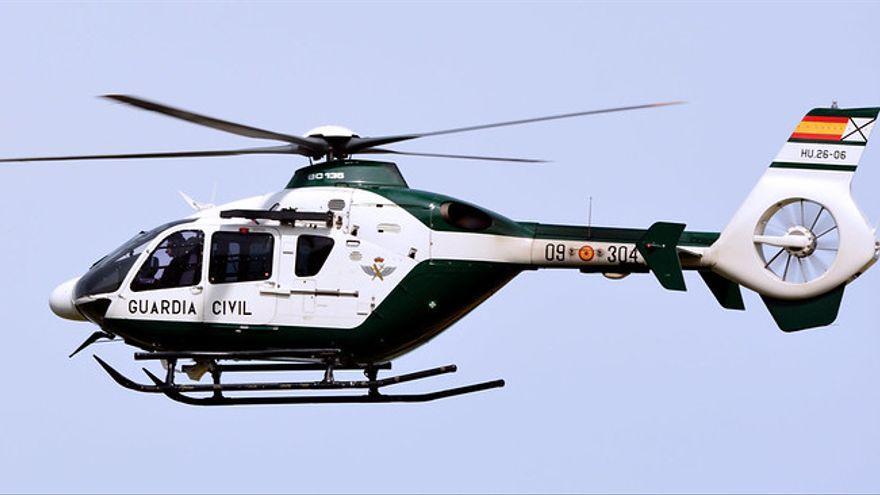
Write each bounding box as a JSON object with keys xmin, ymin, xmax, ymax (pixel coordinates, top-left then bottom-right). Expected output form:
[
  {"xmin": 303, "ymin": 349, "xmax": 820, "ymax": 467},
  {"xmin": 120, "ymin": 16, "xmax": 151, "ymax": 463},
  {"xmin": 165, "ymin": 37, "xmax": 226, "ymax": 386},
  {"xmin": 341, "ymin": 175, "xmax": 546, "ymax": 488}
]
[
  {"xmin": 360, "ymin": 147, "xmax": 548, "ymax": 163},
  {"xmin": 102, "ymin": 95, "xmax": 325, "ymax": 153},
  {"xmin": 816, "ymin": 225, "xmax": 839, "ymax": 239},
  {"xmin": 808, "ymin": 253, "xmax": 828, "ymax": 275},
  {"xmin": 764, "ymin": 247, "xmax": 786, "ymax": 269},
  {"xmin": 345, "ymin": 101, "xmax": 686, "ymax": 152},
  {"xmin": 0, "ymin": 145, "xmax": 299, "ymax": 163},
  {"xmin": 765, "ymin": 217, "xmax": 788, "ymax": 235},
  {"xmin": 798, "ymin": 257, "xmax": 808, "ymax": 283},
  {"xmin": 810, "ymin": 205, "xmax": 826, "ymax": 230},
  {"xmin": 781, "ymin": 203, "xmax": 798, "ymax": 227},
  {"xmin": 813, "ymin": 208, "xmax": 836, "ymax": 234}
]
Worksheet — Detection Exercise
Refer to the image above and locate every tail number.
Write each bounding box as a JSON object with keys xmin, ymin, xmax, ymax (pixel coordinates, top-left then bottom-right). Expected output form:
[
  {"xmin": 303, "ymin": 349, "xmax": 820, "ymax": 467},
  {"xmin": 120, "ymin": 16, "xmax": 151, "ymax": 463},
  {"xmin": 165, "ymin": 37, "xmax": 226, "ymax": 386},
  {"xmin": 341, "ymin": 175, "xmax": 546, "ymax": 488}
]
[
  {"xmin": 800, "ymin": 148, "xmax": 846, "ymax": 161},
  {"xmin": 607, "ymin": 245, "xmax": 639, "ymax": 264},
  {"xmin": 544, "ymin": 243, "xmax": 639, "ymax": 264},
  {"xmin": 544, "ymin": 243, "xmax": 566, "ymax": 261}
]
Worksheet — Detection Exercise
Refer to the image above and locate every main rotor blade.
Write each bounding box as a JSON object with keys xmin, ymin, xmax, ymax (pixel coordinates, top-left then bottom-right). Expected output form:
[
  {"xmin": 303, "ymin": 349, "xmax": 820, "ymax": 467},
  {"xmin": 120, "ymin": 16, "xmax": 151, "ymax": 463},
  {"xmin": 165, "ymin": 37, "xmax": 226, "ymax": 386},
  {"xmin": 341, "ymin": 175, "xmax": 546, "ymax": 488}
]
[
  {"xmin": 346, "ymin": 101, "xmax": 685, "ymax": 152},
  {"xmin": 0, "ymin": 145, "xmax": 299, "ymax": 163},
  {"xmin": 360, "ymin": 147, "xmax": 548, "ymax": 163},
  {"xmin": 102, "ymin": 95, "xmax": 325, "ymax": 153}
]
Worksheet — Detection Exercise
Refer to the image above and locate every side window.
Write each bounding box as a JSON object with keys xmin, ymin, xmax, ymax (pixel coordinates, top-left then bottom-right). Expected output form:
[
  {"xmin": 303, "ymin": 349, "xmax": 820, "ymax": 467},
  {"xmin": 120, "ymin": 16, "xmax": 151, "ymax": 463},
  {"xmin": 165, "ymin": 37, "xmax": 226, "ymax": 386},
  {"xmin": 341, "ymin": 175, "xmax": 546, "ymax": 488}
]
[
  {"xmin": 131, "ymin": 230, "xmax": 204, "ymax": 292},
  {"xmin": 295, "ymin": 235, "xmax": 334, "ymax": 277},
  {"xmin": 209, "ymin": 232, "xmax": 274, "ymax": 284}
]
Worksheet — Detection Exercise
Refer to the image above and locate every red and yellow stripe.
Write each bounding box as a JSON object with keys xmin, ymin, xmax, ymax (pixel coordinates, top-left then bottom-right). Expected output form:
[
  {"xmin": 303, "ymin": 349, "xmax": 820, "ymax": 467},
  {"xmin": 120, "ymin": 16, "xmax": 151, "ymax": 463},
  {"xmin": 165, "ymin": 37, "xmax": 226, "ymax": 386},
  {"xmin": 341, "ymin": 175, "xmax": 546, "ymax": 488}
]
[{"xmin": 790, "ymin": 115, "xmax": 849, "ymax": 141}]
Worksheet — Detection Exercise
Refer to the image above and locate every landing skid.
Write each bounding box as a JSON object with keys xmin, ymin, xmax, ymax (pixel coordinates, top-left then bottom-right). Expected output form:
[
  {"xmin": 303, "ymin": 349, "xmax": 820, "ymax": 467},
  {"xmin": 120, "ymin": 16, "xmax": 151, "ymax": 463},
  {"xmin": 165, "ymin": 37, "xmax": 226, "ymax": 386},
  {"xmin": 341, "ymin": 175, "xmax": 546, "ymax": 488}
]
[{"xmin": 93, "ymin": 350, "xmax": 504, "ymax": 406}]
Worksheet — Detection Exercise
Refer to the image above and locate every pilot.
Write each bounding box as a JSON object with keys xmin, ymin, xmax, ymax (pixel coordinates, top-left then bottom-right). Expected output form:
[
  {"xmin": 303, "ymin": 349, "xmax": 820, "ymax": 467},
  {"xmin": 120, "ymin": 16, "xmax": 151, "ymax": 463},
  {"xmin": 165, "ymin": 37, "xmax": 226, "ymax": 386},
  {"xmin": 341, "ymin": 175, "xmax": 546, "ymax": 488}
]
[{"xmin": 159, "ymin": 232, "xmax": 200, "ymax": 288}]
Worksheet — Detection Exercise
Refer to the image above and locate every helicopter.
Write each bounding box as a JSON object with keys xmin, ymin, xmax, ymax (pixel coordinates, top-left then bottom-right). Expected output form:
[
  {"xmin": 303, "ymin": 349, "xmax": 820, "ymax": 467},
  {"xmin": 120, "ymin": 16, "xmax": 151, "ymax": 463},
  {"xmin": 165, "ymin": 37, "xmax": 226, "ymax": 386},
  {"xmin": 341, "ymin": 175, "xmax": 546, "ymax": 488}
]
[{"xmin": 4, "ymin": 95, "xmax": 878, "ymax": 406}]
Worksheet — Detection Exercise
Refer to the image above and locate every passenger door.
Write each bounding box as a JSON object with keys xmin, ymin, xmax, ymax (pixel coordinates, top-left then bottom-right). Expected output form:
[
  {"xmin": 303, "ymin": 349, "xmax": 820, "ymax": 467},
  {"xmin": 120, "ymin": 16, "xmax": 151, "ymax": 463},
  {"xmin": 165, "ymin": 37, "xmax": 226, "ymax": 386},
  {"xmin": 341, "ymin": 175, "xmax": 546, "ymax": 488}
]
[
  {"xmin": 273, "ymin": 232, "xmax": 360, "ymax": 327},
  {"xmin": 202, "ymin": 227, "xmax": 278, "ymax": 326}
]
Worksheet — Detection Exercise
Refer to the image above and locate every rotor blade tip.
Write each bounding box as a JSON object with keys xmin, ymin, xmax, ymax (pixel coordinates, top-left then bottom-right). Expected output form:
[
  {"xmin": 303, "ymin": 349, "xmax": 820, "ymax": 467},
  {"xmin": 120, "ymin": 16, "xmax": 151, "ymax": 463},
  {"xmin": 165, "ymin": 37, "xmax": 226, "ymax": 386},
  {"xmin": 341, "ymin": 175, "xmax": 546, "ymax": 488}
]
[
  {"xmin": 101, "ymin": 94, "xmax": 142, "ymax": 105},
  {"xmin": 649, "ymin": 100, "xmax": 687, "ymax": 107}
]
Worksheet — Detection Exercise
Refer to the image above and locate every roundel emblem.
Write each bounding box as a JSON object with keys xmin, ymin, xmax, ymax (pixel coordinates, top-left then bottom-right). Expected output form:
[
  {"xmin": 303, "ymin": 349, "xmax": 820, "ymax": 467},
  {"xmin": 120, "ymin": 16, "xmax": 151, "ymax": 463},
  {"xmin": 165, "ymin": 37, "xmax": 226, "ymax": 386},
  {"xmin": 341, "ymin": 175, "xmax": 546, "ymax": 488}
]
[{"xmin": 578, "ymin": 245, "xmax": 595, "ymax": 262}]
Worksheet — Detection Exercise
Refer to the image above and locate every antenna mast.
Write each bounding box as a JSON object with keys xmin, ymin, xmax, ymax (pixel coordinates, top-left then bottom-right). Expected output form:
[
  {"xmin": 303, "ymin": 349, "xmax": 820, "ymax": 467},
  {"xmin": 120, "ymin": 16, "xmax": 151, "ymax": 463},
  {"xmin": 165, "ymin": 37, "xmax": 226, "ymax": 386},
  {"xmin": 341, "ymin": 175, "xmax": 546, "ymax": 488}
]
[{"xmin": 588, "ymin": 196, "xmax": 593, "ymax": 238}]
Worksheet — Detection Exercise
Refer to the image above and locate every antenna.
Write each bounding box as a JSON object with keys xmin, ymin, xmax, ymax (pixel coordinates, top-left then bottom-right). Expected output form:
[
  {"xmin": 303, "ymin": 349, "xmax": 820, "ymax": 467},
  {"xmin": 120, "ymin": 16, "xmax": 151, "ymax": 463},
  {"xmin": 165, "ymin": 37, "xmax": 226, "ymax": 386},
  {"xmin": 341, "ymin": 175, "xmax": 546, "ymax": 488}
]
[{"xmin": 588, "ymin": 196, "xmax": 593, "ymax": 238}]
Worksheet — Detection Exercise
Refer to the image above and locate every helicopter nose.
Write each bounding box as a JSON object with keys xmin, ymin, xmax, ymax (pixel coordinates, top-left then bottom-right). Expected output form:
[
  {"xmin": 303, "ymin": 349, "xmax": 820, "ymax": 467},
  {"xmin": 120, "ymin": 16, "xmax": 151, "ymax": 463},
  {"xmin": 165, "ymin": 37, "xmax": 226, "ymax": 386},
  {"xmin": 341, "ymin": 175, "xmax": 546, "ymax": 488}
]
[{"xmin": 49, "ymin": 277, "xmax": 86, "ymax": 321}]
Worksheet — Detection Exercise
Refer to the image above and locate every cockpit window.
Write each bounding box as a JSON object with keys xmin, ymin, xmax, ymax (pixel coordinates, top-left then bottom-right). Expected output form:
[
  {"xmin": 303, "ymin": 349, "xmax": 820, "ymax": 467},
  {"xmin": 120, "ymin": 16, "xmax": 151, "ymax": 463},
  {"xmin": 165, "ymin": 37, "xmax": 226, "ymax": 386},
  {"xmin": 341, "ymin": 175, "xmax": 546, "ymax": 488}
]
[
  {"xmin": 131, "ymin": 230, "xmax": 204, "ymax": 292},
  {"xmin": 295, "ymin": 235, "xmax": 334, "ymax": 277},
  {"xmin": 209, "ymin": 231, "xmax": 274, "ymax": 284},
  {"xmin": 73, "ymin": 219, "xmax": 193, "ymax": 299}
]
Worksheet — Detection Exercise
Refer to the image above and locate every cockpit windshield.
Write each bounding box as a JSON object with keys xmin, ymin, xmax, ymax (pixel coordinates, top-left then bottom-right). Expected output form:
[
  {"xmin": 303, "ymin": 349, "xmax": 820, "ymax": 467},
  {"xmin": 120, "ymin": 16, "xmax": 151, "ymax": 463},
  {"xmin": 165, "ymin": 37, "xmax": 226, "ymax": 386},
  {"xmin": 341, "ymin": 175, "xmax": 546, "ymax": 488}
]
[{"xmin": 74, "ymin": 219, "xmax": 193, "ymax": 299}]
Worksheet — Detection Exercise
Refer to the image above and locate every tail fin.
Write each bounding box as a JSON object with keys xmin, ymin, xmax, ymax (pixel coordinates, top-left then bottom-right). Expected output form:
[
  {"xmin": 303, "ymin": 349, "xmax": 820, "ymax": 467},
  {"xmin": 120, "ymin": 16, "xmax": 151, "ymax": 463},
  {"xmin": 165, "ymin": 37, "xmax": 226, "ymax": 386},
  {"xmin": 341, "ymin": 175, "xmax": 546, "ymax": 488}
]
[
  {"xmin": 706, "ymin": 106, "xmax": 880, "ymax": 331},
  {"xmin": 637, "ymin": 222, "xmax": 687, "ymax": 291}
]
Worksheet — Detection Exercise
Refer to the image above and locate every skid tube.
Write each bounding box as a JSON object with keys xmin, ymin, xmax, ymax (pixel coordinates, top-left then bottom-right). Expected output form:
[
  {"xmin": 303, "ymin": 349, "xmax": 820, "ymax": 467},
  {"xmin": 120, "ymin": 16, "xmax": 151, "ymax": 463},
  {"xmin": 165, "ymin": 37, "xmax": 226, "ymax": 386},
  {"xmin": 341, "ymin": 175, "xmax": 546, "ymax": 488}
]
[{"xmin": 93, "ymin": 352, "xmax": 504, "ymax": 406}]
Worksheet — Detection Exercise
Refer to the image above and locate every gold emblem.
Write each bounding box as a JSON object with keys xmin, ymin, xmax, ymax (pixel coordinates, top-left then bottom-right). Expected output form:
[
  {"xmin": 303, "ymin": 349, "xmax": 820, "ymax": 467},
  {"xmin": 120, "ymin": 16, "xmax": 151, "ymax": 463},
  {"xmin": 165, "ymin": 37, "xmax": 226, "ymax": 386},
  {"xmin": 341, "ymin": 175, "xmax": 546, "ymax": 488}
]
[{"xmin": 361, "ymin": 257, "xmax": 396, "ymax": 281}]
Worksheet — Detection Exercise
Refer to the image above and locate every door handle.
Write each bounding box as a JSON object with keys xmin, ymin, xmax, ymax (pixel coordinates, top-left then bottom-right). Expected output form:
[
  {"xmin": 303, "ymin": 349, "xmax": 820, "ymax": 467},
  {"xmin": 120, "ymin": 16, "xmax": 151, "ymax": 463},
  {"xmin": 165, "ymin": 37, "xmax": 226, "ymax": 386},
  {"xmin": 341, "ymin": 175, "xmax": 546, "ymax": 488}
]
[{"xmin": 190, "ymin": 285, "xmax": 204, "ymax": 295}]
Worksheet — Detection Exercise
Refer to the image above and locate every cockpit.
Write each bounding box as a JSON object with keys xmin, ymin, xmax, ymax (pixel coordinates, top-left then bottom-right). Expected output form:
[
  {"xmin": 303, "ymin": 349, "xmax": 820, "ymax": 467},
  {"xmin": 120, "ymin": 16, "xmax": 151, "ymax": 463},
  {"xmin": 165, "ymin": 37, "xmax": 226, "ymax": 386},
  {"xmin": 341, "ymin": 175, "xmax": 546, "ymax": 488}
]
[
  {"xmin": 56, "ymin": 217, "xmax": 344, "ymax": 328},
  {"xmin": 73, "ymin": 219, "xmax": 194, "ymax": 300},
  {"xmin": 130, "ymin": 229, "xmax": 204, "ymax": 292}
]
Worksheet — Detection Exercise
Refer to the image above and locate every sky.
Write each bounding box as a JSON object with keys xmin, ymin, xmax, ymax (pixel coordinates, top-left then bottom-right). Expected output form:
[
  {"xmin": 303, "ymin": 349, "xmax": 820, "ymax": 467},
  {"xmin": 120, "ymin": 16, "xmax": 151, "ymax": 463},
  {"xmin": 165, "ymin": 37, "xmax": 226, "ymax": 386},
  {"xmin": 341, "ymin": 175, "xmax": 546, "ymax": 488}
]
[{"xmin": 1, "ymin": 1, "xmax": 879, "ymax": 493}]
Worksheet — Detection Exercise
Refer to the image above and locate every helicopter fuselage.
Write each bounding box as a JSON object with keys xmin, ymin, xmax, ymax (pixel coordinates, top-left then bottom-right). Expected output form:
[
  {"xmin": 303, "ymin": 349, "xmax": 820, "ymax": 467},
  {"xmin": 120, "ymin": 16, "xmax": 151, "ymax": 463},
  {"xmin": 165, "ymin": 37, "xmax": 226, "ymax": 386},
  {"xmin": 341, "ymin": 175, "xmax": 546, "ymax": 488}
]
[{"xmin": 61, "ymin": 160, "xmax": 719, "ymax": 364}]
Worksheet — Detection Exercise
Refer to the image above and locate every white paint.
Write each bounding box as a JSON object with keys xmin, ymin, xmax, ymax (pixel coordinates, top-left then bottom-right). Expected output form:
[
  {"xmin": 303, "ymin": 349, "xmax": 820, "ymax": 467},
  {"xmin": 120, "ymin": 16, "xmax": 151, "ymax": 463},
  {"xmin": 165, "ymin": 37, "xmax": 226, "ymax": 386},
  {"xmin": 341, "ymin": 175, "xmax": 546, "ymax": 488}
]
[
  {"xmin": 774, "ymin": 142, "xmax": 863, "ymax": 166},
  {"xmin": 49, "ymin": 277, "xmax": 85, "ymax": 321},
  {"xmin": 707, "ymin": 164, "xmax": 877, "ymax": 299},
  {"xmin": 842, "ymin": 118, "xmax": 876, "ymax": 143},
  {"xmin": 304, "ymin": 125, "xmax": 358, "ymax": 138}
]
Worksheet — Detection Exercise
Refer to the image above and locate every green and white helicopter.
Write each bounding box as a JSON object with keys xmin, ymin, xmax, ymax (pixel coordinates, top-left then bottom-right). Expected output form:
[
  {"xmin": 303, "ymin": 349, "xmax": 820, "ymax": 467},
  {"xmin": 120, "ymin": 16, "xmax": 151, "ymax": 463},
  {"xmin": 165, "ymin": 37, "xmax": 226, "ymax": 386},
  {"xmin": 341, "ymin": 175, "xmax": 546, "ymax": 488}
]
[{"xmin": 5, "ymin": 96, "xmax": 878, "ymax": 405}]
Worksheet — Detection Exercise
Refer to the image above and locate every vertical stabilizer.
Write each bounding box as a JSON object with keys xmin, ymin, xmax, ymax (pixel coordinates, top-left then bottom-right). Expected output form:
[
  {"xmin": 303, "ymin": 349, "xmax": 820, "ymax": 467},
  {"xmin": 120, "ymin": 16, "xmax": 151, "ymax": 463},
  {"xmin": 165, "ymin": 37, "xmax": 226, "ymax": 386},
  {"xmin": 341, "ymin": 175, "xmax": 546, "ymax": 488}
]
[{"xmin": 705, "ymin": 106, "xmax": 879, "ymax": 329}]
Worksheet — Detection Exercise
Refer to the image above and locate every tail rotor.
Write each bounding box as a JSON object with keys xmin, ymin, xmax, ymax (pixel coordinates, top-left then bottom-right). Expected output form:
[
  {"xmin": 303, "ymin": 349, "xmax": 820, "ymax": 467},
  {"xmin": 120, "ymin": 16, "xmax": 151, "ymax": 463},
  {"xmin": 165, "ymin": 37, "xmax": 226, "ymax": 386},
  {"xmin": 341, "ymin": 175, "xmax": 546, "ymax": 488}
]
[
  {"xmin": 706, "ymin": 105, "xmax": 879, "ymax": 330},
  {"xmin": 754, "ymin": 198, "xmax": 840, "ymax": 284}
]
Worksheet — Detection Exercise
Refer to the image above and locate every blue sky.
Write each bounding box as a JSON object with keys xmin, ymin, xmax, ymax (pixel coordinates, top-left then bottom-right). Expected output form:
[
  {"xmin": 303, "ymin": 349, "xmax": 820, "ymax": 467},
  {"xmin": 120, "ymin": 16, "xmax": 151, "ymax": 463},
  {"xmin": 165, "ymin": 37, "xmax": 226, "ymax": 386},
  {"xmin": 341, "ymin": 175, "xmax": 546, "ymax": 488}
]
[{"xmin": 1, "ymin": 2, "xmax": 879, "ymax": 493}]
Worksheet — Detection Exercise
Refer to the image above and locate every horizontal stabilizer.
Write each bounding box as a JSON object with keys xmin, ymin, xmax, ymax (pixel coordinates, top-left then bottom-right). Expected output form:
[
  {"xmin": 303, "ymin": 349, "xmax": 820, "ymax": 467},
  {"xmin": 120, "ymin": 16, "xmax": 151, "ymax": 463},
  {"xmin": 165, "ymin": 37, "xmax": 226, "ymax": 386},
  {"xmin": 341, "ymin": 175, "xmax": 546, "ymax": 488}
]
[
  {"xmin": 637, "ymin": 222, "xmax": 687, "ymax": 291},
  {"xmin": 761, "ymin": 285, "xmax": 845, "ymax": 332}
]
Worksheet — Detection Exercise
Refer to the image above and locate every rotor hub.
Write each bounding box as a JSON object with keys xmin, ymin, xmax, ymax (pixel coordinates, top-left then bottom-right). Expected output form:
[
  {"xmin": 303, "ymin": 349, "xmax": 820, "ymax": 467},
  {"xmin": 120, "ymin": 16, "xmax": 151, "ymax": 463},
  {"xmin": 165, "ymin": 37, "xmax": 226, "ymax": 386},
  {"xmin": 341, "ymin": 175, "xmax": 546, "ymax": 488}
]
[
  {"xmin": 304, "ymin": 125, "xmax": 359, "ymax": 139},
  {"xmin": 785, "ymin": 225, "xmax": 817, "ymax": 258},
  {"xmin": 303, "ymin": 126, "xmax": 360, "ymax": 160}
]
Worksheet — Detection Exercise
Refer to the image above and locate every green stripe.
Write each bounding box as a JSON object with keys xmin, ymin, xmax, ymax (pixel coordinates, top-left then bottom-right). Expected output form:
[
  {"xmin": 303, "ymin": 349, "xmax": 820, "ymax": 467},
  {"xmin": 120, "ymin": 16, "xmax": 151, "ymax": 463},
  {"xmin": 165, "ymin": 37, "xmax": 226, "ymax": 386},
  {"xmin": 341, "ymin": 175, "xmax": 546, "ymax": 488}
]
[
  {"xmin": 373, "ymin": 187, "xmax": 534, "ymax": 237},
  {"xmin": 287, "ymin": 160, "xmax": 409, "ymax": 189},
  {"xmin": 807, "ymin": 107, "xmax": 880, "ymax": 119},
  {"xmin": 770, "ymin": 161, "xmax": 857, "ymax": 172},
  {"xmin": 787, "ymin": 138, "xmax": 866, "ymax": 147},
  {"xmin": 527, "ymin": 223, "xmax": 719, "ymax": 247}
]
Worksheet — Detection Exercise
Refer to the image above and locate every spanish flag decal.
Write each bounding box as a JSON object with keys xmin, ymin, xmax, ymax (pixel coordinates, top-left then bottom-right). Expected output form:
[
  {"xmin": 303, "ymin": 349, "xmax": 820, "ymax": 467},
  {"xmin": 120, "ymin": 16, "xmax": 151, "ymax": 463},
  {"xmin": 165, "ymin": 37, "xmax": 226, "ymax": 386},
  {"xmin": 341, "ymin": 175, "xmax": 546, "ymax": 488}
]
[
  {"xmin": 772, "ymin": 107, "xmax": 879, "ymax": 172},
  {"xmin": 790, "ymin": 116, "xmax": 849, "ymax": 141}
]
